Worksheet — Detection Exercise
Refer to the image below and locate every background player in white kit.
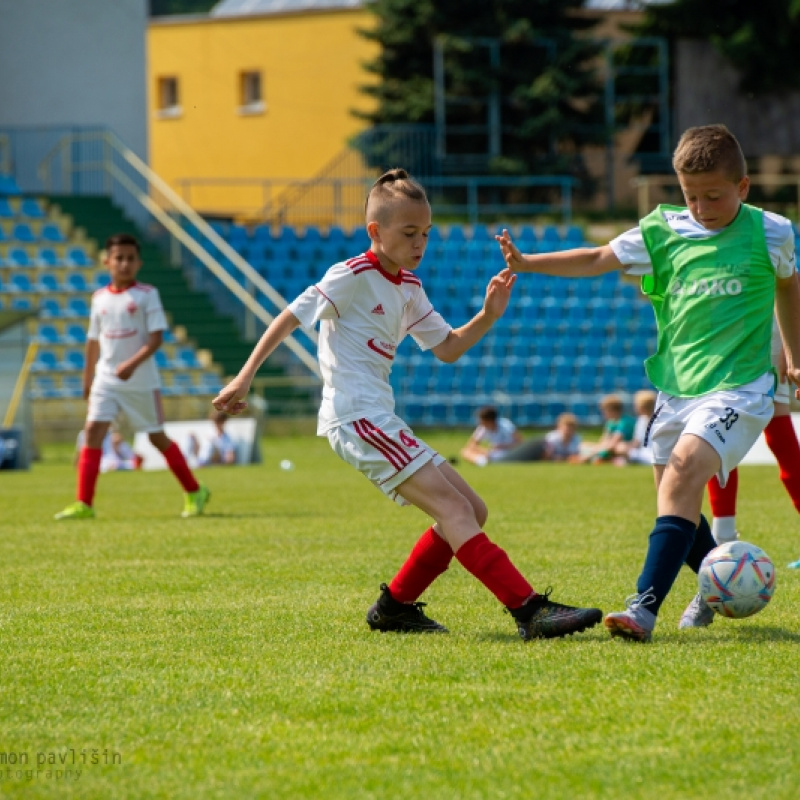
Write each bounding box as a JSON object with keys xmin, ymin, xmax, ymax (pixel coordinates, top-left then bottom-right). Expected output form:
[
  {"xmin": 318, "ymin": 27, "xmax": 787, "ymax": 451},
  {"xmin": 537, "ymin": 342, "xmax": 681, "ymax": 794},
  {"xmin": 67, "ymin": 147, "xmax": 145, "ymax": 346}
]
[
  {"xmin": 213, "ymin": 168, "xmax": 602, "ymax": 641},
  {"xmin": 55, "ymin": 234, "xmax": 210, "ymax": 520}
]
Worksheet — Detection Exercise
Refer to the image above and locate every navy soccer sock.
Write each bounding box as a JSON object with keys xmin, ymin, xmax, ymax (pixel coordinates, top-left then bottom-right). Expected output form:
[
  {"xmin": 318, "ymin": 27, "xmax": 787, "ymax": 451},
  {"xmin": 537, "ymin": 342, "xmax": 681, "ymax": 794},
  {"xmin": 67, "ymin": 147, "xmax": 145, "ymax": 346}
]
[
  {"xmin": 636, "ymin": 515, "xmax": 697, "ymax": 616},
  {"xmin": 684, "ymin": 514, "xmax": 716, "ymax": 574}
]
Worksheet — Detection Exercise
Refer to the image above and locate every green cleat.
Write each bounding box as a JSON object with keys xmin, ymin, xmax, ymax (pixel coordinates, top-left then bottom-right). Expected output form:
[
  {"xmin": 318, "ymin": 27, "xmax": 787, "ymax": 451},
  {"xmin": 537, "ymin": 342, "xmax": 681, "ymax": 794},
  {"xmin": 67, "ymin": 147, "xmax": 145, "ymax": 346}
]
[
  {"xmin": 54, "ymin": 501, "xmax": 95, "ymax": 521},
  {"xmin": 182, "ymin": 484, "xmax": 210, "ymax": 518}
]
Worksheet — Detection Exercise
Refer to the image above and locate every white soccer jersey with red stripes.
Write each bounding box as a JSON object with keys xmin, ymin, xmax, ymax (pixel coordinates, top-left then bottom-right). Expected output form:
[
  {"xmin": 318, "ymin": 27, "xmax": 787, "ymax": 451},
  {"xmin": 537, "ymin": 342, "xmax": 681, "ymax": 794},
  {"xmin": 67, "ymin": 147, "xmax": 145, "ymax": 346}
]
[
  {"xmin": 88, "ymin": 282, "xmax": 168, "ymax": 391},
  {"xmin": 288, "ymin": 250, "xmax": 451, "ymax": 434}
]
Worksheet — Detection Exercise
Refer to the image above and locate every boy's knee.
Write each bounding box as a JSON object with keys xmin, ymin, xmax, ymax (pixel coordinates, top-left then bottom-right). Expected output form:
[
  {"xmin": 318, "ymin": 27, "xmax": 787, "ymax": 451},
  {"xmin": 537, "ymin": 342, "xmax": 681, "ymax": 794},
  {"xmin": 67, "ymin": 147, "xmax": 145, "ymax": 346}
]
[{"xmin": 474, "ymin": 499, "xmax": 489, "ymax": 528}]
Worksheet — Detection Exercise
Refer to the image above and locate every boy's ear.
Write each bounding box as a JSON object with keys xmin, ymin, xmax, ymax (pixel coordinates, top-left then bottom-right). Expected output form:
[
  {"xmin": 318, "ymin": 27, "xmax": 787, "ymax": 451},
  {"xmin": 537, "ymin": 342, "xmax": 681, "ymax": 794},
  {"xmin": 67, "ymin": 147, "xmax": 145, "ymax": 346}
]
[
  {"xmin": 366, "ymin": 220, "xmax": 380, "ymax": 241},
  {"xmin": 738, "ymin": 176, "xmax": 750, "ymax": 199}
]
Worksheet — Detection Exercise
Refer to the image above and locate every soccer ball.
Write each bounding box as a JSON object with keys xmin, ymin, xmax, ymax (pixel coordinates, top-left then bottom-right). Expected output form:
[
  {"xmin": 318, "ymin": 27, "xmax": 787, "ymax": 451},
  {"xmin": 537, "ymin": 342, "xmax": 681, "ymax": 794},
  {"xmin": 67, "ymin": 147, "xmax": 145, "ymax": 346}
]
[{"xmin": 698, "ymin": 541, "xmax": 776, "ymax": 618}]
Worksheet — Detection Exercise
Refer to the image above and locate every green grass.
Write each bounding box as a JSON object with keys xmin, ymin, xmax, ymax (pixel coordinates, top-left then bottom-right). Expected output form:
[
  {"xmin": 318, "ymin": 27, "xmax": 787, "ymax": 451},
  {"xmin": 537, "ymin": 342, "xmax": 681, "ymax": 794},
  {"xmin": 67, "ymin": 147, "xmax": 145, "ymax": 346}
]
[{"xmin": 2, "ymin": 431, "xmax": 800, "ymax": 799}]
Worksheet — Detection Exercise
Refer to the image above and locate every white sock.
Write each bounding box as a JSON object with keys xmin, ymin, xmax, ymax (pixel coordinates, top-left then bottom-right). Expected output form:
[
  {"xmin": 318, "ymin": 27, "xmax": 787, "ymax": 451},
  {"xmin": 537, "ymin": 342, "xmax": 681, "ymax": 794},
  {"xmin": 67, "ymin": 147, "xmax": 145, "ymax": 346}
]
[{"xmin": 712, "ymin": 516, "xmax": 737, "ymax": 544}]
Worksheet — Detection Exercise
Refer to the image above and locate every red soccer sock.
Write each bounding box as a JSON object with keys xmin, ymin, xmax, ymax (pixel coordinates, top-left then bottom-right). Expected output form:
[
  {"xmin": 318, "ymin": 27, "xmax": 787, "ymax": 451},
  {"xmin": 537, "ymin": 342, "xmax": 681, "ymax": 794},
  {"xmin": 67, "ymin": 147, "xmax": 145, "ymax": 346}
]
[
  {"xmin": 388, "ymin": 527, "xmax": 453, "ymax": 603},
  {"xmin": 765, "ymin": 415, "xmax": 800, "ymax": 514},
  {"xmin": 77, "ymin": 446, "xmax": 103, "ymax": 506},
  {"xmin": 162, "ymin": 441, "xmax": 200, "ymax": 493},
  {"xmin": 455, "ymin": 533, "xmax": 534, "ymax": 609},
  {"xmin": 707, "ymin": 469, "xmax": 738, "ymax": 518}
]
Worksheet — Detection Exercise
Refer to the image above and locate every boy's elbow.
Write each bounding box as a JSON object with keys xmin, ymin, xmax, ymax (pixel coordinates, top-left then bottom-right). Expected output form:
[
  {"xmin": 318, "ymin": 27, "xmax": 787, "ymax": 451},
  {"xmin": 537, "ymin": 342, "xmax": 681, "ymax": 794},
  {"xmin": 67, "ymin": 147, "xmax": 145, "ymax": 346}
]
[{"xmin": 434, "ymin": 345, "xmax": 459, "ymax": 364}]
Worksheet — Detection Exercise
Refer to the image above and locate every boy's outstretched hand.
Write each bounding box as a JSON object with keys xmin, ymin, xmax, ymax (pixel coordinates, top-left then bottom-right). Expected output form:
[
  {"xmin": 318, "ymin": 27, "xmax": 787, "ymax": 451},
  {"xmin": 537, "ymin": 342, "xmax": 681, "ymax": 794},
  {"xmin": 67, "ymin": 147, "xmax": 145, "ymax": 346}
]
[
  {"xmin": 483, "ymin": 267, "xmax": 516, "ymax": 320},
  {"xmin": 495, "ymin": 229, "xmax": 526, "ymax": 272},
  {"xmin": 213, "ymin": 375, "xmax": 251, "ymax": 416}
]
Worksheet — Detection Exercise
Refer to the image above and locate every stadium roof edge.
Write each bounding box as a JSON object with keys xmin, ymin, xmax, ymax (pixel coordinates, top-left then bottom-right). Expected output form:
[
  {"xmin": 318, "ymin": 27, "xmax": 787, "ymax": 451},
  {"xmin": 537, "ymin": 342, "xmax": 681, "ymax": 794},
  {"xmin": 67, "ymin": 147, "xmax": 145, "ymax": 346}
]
[{"xmin": 210, "ymin": 0, "xmax": 362, "ymax": 17}]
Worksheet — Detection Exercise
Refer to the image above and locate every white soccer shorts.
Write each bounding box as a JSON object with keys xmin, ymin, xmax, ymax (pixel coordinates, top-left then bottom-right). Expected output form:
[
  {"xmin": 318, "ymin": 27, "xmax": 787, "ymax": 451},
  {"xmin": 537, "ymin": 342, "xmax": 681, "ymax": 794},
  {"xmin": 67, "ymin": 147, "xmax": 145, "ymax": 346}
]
[
  {"xmin": 87, "ymin": 382, "xmax": 165, "ymax": 433},
  {"xmin": 648, "ymin": 374, "xmax": 774, "ymax": 487},
  {"xmin": 327, "ymin": 413, "xmax": 445, "ymax": 506}
]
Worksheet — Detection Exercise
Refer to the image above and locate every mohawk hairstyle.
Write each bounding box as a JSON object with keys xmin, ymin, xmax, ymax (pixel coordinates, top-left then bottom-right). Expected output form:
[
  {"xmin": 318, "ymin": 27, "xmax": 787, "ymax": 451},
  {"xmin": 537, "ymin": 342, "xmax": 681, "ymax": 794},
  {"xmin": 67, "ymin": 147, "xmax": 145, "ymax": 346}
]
[{"xmin": 365, "ymin": 168, "xmax": 429, "ymax": 223}]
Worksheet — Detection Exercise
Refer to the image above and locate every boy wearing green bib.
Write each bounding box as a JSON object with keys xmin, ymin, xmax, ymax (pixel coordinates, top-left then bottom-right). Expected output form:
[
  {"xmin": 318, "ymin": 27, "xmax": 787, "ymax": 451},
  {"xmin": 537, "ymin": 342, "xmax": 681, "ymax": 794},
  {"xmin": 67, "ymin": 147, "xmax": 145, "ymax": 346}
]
[{"xmin": 497, "ymin": 124, "xmax": 800, "ymax": 641}]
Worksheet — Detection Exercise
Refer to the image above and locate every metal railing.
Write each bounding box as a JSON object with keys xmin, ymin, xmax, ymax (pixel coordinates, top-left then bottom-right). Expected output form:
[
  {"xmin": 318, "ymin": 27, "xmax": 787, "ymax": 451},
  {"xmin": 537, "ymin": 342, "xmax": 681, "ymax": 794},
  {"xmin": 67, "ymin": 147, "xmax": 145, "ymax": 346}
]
[
  {"xmin": 175, "ymin": 173, "xmax": 576, "ymax": 227},
  {"xmin": 35, "ymin": 128, "xmax": 320, "ymax": 379}
]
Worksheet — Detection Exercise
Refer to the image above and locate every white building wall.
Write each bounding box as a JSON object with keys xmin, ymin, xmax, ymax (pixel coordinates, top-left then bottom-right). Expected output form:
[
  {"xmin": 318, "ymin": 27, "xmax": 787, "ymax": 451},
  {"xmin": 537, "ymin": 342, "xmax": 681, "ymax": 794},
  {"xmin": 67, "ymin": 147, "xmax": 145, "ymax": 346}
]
[{"xmin": 0, "ymin": 0, "xmax": 148, "ymax": 159}]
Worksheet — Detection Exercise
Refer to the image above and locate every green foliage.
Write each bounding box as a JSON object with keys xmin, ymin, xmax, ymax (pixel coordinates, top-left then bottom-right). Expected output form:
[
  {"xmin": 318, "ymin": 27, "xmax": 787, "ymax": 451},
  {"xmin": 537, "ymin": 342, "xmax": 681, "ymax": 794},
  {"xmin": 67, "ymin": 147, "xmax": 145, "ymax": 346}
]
[
  {"xmin": 2, "ymin": 433, "xmax": 800, "ymax": 798},
  {"xmin": 634, "ymin": 0, "xmax": 800, "ymax": 94},
  {"xmin": 357, "ymin": 0, "xmax": 606, "ymax": 176},
  {"xmin": 149, "ymin": 0, "xmax": 217, "ymax": 16}
]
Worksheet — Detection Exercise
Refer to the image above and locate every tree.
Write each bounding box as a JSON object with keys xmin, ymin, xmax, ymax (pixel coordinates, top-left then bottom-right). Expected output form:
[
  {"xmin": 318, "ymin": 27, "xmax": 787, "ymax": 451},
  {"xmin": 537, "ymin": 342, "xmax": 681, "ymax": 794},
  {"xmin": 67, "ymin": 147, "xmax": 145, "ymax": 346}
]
[
  {"xmin": 632, "ymin": 0, "xmax": 800, "ymax": 95},
  {"xmin": 149, "ymin": 0, "xmax": 217, "ymax": 16},
  {"xmin": 355, "ymin": 0, "xmax": 606, "ymax": 178}
]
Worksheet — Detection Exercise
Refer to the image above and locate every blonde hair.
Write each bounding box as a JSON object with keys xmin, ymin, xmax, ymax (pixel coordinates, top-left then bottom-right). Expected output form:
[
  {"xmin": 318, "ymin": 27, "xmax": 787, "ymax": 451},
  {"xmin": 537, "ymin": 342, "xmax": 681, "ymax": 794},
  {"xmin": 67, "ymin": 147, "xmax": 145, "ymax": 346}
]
[
  {"xmin": 672, "ymin": 124, "xmax": 746, "ymax": 182},
  {"xmin": 556, "ymin": 412, "xmax": 578, "ymax": 427},
  {"xmin": 365, "ymin": 167, "xmax": 428, "ymax": 224},
  {"xmin": 633, "ymin": 390, "xmax": 657, "ymax": 416},
  {"xmin": 599, "ymin": 394, "xmax": 624, "ymax": 413}
]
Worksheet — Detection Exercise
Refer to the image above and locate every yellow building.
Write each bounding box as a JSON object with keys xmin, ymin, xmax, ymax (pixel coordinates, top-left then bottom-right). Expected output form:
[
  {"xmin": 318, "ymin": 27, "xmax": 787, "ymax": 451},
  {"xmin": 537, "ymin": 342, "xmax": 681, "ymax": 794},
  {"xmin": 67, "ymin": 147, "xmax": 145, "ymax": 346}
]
[{"xmin": 148, "ymin": 0, "xmax": 377, "ymax": 221}]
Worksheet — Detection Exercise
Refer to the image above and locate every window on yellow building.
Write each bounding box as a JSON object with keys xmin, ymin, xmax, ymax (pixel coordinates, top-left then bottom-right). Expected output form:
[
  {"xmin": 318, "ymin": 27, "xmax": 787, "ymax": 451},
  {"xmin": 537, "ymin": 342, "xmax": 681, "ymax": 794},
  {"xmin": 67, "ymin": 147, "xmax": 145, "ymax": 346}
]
[
  {"xmin": 156, "ymin": 76, "xmax": 181, "ymax": 119},
  {"xmin": 238, "ymin": 70, "xmax": 265, "ymax": 115}
]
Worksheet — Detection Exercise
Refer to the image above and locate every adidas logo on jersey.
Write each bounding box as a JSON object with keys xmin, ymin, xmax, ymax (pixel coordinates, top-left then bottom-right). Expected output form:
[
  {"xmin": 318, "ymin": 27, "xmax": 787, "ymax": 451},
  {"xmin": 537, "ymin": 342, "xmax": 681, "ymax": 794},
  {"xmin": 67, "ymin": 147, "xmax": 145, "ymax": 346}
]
[{"xmin": 371, "ymin": 304, "xmax": 385, "ymax": 315}]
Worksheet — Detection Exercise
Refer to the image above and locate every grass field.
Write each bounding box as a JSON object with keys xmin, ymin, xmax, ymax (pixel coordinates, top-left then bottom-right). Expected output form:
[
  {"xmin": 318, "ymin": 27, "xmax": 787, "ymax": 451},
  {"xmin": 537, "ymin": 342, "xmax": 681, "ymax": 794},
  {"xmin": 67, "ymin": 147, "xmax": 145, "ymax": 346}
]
[{"xmin": 2, "ymin": 431, "xmax": 800, "ymax": 799}]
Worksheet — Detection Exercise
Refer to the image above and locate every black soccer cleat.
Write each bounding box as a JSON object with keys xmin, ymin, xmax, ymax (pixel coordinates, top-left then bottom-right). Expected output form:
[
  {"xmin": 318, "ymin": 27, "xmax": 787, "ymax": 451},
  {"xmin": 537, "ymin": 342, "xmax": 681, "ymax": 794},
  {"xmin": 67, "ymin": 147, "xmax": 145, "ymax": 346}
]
[
  {"xmin": 366, "ymin": 583, "xmax": 448, "ymax": 633},
  {"xmin": 509, "ymin": 590, "xmax": 602, "ymax": 641}
]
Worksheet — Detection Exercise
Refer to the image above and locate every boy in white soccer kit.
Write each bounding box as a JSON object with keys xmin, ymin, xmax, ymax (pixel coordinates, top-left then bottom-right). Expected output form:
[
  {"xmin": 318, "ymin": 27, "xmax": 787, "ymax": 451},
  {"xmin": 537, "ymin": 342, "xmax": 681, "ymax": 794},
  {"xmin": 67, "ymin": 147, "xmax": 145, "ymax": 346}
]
[
  {"xmin": 497, "ymin": 124, "xmax": 800, "ymax": 641},
  {"xmin": 292, "ymin": 249, "xmax": 451, "ymax": 499},
  {"xmin": 214, "ymin": 168, "xmax": 603, "ymax": 640},
  {"xmin": 55, "ymin": 234, "xmax": 209, "ymax": 520}
]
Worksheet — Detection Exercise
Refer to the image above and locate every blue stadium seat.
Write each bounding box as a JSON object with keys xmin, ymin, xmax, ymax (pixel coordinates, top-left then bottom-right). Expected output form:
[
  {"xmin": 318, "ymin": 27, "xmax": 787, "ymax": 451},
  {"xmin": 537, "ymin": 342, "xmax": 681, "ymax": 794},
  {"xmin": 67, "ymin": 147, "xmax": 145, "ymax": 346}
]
[
  {"xmin": 39, "ymin": 298, "xmax": 62, "ymax": 318},
  {"xmin": 251, "ymin": 224, "xmax": 272, "ymax": 242},
  {"xmin": 93, "ymin": 273, "xmax": 110, "ymax": 290},
  {"xmin": 7, "ymin": 247, "xmax": 32, "ymax": 267},
  {"xmin": 327, "ymin": 226, "xmax": 348, "ymax": 244},
  {"xmin": 177, "ymin": 347, "xmax": 201, "ymax": 368},
  {"xmin": 61, "ymin": 350, "xmax": 85, "ymax": 371},
  {"xmin": 154, "ymin": 350, "xmax": 173, "ymax": 370},
  {"xmin": 36, "ymin": 273, "xmax": 59, "ymax": 292},
  {"xmin": 0, "ymin": 198, "xmax": 14, "ymax": 218},
  {"xmin": 628, "ymin": 338, "xmax": 652, "ymax": 360},
  {"xmin": 20, "ymin": 198, "xmax": 45, "ymax": 218},
  {"xmin": 197, "ymin": 372, "xmax": 221, "ymax": 394},
  {"xmin": 276, "ymin": 226, "xmax": 299, "ymax": 243},
  {"xmin": 60, "ymin": 375, "xmax": 83, "ymax": 398},
  {"xmin": 564, "ymin": 225, "xmax": 584, "ymax": 246},
  {"xmin": 10, "ymin": 296, "xmax": 32, "ymax": 311},
  {"xmin": 10, "ymin": 273, "xmax": 32, "ymax": 292},
  {"xmin": 32, "ymin": 350, "xmax": 59, "ymax": 372},
  {"xmin": 65, "ymin": 297, "xmax": 89, "ymax": 317},
  {"xmin": 36, "ymin": 324, "xmax": 60, "ymax": 344},
  {"xmin": 65, "ymin": 246, "xmax": 92, "ymax": 267},
  {"xmin": 64, "ymin": 324, "xmax": 87, "ymax": 344},
  {"xmin": 471, "ymin": 223, "xmax": 491, "ymax": 242},
  {"xmin": 171, "ymin": 373, "xmax": 200, "ymax": 395},
  {"xmin": 64, "ymin": 273, "xmax": 88, "ymax": 293},
  {"xmin": 31, "ymin": 375, "xmax": 61, "ymax": 399},
  {"xmin": 446, "ymin": 226, "xmax": 466, "ymax": 243},
  {"xmin": 541, "ymin": 225, "xmax": 562, "ymax": 252},
  {"xmin": 37, "ymin": 247, "xmax": 60, "ymax": 267},
  {"xmin": 12, "ymin": 222, "xmax": 35, "ymax": 242},
  {"xmin": 516, "ymin": 225, "xmax": 539, "ymax": 251},
  {"xmin": 40, "ymin": 223, "xmax": 66, "ymax": 243}
]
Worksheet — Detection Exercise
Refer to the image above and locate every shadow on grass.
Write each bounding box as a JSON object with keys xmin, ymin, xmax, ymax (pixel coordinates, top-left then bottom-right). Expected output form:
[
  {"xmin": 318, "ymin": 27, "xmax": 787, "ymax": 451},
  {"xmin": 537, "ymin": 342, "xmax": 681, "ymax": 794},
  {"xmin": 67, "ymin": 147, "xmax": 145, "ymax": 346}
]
[{"xmin": 651, "ymin": 624, "xmax": 800, "ymax": 645}]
